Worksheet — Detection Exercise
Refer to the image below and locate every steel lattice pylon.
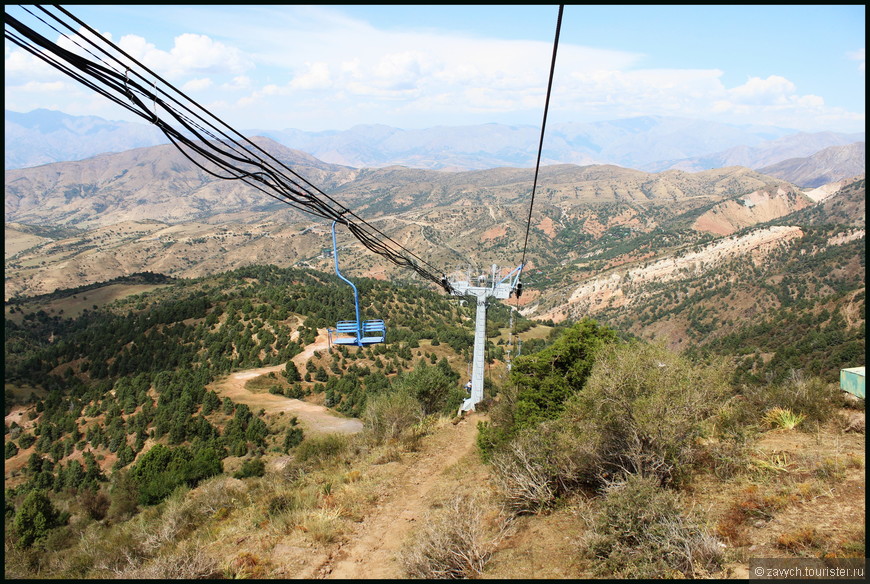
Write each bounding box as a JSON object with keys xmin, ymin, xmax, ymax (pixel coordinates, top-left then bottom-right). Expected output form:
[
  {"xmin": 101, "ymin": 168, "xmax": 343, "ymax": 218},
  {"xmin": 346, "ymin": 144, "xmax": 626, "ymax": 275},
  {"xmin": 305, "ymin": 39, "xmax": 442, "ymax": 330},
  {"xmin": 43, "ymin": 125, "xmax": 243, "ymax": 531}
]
[{"xmin": 450, "ymin": 264, "xmax": 522, "ymax": 412}]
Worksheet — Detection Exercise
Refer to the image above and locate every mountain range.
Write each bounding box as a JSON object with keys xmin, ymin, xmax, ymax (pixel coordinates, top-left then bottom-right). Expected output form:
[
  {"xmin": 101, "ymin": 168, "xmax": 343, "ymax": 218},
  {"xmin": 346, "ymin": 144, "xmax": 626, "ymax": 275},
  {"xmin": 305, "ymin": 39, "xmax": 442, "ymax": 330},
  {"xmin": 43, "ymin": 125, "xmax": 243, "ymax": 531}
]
[
  {"xmin": 4, "ymin": 135, "xmax": 864, "ymax": 366},
  {"xmin": 6, "ymin": 109, "xmax": 864, "ymax": 186}
]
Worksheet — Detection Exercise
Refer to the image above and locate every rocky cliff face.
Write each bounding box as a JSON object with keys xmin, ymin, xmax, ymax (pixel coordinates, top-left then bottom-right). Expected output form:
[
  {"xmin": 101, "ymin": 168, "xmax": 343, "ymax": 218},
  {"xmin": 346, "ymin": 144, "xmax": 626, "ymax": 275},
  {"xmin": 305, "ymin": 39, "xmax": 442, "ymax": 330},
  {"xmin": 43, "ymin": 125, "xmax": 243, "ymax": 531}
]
[{"xmin": 691, "ymin": 186, "xmax": 814, "ymax": 236}]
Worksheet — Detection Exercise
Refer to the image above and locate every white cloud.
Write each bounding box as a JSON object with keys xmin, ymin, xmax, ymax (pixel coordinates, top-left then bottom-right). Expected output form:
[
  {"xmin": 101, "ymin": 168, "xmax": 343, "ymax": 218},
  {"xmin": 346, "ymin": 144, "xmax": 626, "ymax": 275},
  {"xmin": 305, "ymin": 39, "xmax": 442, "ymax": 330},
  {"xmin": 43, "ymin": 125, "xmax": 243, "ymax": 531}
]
[
  {"xmin": 116, "ymin": 32, "xmax": 253, "ymax": 79},
  {"xmin": 848, "ymin": 48, "xmax": 865, "ymax": 73},
  {"xmin": 5, "ymin": 6, "xmax": 863, "ymax": 133},
  {"xmin": 555, "ymin": 68, "xmax": 726, "ymax": 117},
  {"xmin": 4, "ymin": 47, "xmax": 51, "ymax": 78},
  {"xmin": 727, "ymin": 75, "xmax": 796, "ymax": 105},
  {"xmin": 173, "ymin": 33, "xmax": 251, "ymax": 75},
  {"xmin": 182, "ymin": 77, "xmax": 213, "ymax": 92},
  {"xmin": 221, "ymin": 76, "xmax": 252, "ymax": 91},
  {"xmin": 17, "ymin": 80, "xmax": 67, "ymax": 92},
  {"xmin": 289, "ymin": 62, "xmax": 332, "ymax": 90},
  {"xmin": 701, "ymin": 75, "xmax": 845, "ymax": 129}
]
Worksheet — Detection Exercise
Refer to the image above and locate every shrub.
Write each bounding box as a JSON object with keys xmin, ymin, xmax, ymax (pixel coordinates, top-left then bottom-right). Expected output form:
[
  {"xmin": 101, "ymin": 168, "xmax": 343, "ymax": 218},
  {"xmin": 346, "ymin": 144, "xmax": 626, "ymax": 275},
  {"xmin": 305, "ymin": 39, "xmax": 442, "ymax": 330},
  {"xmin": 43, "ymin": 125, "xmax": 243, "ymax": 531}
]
[
  {"xmin": 392, "ymin": 361, "xmax": 462, "ymax": 416},
  {"xmin": 233, "ymin": 458, "xmax": 266, "ymax": 479},
  {"xmin": 107, "ymin": 470, "xmax": 140, "ymax": 522},
  {"xmin": 13, "ymin": 489, "xmax": 66, "ymax": 548},
  {"xmin": 561, "ymin": 341, "xmax": 730, "ymax": 486},
  {"xmin": 489, "ymin": 422, "xmax": 596, "ymax": 514},
  {"xmin": 283, "ymin": 424, "xmax": 304, "ymax": 452},
  {"xmin": 362, "ymin": 389, "xmax": 425, "ymax": 446},
  {"xmin": 400, "ymin": 495, "xmax": 505, "ymax": 579},
  {"xmin": 295, "ymin": 434, "xmax": 350, "ymax": 467},
  {"xmin": 78, "ymin": 488, "xmax": 110, "ymax": 521},
  {"xmin": 582, "ymin": 474, "xmax": 723, "ymax": 578}
]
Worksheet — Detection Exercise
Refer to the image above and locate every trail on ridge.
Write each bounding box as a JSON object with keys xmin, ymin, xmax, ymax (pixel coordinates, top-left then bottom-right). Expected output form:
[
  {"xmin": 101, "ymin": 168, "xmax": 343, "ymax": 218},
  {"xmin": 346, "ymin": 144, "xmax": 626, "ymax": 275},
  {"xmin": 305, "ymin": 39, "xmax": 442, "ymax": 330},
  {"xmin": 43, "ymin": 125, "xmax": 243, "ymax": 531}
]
[{"xmin": 313, "ymin": 412, "xmax": 485, "ymax": 579}]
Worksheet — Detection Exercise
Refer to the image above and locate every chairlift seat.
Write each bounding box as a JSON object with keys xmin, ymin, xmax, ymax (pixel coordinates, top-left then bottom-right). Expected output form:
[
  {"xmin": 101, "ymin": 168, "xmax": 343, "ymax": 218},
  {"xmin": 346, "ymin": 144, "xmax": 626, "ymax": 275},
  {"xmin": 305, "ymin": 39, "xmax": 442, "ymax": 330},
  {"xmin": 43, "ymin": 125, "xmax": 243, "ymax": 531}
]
[
  {"xmin": 331, "ymin": 319, "xmax": 385, "ymax": 346},
  {"xmin": 329, "ymin": 221, "xmax": 387, "ymax": 347}
]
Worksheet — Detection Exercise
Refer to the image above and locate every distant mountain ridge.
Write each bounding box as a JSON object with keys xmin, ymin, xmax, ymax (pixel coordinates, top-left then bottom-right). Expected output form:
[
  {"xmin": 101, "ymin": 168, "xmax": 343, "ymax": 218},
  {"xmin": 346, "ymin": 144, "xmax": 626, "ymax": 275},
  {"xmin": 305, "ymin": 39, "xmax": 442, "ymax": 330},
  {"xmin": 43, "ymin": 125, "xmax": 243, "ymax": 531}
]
[
  {"xmin": 5, "ymin": 136, "xmax": 799, "ymax": 230},
  {"xmin": 4, "ymin": 137, "xmax": 359, "ymax": 228},
  {"xmin": 6, "ymin": 109, "xmax": 863, "ymax": 178},
  {"xmin": 756, "ymin": 142, "xmax": 865, "ymax": 188},
  {"xmin": 4, "ymin": 109, "xmax": 168, "ymax": 169}
]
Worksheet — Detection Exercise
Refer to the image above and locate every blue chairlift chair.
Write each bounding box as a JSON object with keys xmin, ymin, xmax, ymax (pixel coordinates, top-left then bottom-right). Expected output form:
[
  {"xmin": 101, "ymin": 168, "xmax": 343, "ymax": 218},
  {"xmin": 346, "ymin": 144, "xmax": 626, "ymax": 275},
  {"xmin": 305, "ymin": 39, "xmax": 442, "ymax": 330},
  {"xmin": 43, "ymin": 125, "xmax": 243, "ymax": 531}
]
[{"xmin": 328, "ymin": 221, "xmax": 386, "ymax": 347}]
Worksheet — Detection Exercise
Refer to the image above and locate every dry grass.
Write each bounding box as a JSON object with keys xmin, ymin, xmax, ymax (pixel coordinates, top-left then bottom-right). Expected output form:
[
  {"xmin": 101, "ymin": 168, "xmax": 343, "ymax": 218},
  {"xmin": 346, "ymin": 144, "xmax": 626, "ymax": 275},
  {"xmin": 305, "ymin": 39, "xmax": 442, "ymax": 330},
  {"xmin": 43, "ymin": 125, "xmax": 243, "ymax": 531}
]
[
  {"xmin": 225, "ymin": 551, "xmax": 272, "ymax": 578},
  {"xmin": 4, "ymin": 392, "xmax": 862, "ymax": 580},
  {"xmin": 117, "ymin": 540, "xmax": 222, "ymax": 579},
  {"xmin": 580, "ymin": 474, "xmax": 724, "ymax": 578},
  {"xmin": 301, "ymin": 507, "xmax": 345, "ymax": 544},
  {"xmin": 400, "ymin": 494, "xmax": 509, "ymax": 579},
  {"xmin": 776, "ymin": 526, "xmax": 829, "ymax": 553}
]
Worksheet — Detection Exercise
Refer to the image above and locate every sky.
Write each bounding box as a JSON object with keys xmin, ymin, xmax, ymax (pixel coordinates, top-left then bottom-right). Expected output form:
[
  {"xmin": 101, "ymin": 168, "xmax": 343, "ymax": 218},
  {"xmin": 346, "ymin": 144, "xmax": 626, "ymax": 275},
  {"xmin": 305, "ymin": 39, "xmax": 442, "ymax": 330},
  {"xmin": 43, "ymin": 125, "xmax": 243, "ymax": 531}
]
[{"xmin": 4, "ymin": 4, "xmax": 866, "ymax": 134}]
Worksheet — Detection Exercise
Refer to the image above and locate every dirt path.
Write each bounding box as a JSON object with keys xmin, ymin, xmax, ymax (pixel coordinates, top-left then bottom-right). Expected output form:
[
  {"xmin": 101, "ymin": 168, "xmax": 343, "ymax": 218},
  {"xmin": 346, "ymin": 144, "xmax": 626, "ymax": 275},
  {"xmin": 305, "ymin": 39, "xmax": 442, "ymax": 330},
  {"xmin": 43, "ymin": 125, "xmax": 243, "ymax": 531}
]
[
  {"xmin": 313, "ymin": 412, "xmax": 485, "ymax": 579},
  {"xmin": 207, "ymin": 329, "xmax": 363, "ymax": 435},
  {"xmin": 290, "ymin": 328, "xmax": 331, "ymax": 371}
]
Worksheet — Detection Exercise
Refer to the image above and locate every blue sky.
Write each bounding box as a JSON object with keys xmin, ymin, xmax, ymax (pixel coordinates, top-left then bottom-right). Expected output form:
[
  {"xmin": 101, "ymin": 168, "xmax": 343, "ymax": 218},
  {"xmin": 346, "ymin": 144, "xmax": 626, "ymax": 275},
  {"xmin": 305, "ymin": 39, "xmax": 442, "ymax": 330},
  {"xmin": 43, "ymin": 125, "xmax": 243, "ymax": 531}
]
[{"xmin": 4, "ymin": 4, "xmax": 865, "ymax": 133}]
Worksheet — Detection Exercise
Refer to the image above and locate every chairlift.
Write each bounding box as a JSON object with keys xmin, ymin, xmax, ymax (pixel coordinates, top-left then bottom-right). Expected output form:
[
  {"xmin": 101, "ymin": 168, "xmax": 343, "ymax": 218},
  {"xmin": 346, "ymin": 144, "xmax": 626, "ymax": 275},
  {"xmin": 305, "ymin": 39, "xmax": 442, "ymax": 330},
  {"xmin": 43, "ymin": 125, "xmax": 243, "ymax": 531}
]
[{"xmin": 327, "ymin": 220, "xmax": 386, "ymax": 347}]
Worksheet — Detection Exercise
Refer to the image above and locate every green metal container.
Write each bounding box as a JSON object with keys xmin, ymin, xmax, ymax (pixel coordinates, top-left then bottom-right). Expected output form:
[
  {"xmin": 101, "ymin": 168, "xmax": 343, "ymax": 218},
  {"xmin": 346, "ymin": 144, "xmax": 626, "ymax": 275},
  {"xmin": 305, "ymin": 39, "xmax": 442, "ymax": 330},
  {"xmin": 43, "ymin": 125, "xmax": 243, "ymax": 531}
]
[{"xmin": 840, "ymin": 366, "xmax": 865, "ymax": 399}]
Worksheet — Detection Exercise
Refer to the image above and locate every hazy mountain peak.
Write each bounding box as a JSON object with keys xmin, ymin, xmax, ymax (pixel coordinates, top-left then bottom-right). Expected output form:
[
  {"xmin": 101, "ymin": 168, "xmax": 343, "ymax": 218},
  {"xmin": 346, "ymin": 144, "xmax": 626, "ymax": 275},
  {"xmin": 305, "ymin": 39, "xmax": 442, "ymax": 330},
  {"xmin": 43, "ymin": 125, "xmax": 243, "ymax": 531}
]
[{"xmin": 5, "ymin": 109, "xmax": 863, "ymax": 182}]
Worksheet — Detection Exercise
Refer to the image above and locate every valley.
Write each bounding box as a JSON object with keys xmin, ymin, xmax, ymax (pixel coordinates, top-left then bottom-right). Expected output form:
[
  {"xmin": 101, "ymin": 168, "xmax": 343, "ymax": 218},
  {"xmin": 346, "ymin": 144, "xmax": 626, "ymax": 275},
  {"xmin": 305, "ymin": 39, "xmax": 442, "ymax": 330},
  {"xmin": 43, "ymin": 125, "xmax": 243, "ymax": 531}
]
[
  {"xmin": 4, "ymin": 134, "xmax": 864, "ymax": 580},
  {"xmin": 5, "ymin": 141, "xmax": 863, "ymax": 378}
]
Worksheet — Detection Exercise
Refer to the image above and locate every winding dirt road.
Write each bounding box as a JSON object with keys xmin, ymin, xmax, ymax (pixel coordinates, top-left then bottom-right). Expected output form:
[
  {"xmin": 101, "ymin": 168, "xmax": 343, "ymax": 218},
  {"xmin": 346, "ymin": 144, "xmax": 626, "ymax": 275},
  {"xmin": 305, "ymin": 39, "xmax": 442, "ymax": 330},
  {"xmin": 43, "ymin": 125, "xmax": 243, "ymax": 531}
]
[{"xmin": 207, "ymin": 329, "xmax": 363, "ymax": 435}]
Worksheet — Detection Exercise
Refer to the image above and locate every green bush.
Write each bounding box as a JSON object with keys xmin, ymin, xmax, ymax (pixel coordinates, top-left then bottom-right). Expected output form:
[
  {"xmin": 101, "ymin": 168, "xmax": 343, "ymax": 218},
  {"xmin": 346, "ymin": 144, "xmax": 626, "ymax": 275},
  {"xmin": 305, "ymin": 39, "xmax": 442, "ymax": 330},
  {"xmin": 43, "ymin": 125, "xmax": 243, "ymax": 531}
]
[
  {"xmin": 17, "ymin": 433, "xmax": 36, "ymax": 449},
  {"xmin": 283, "ymin": 424, "xmax": 304, "ymax": 452},
  {"xmin": 582, "ymin": 474, "xmax": 723, "ymax": 578},
  {"xmin": 233, "ymin": 458, "xmax": 266, "ymax": 479},
  {"xmin": 282, "ymin": 361, "xmax": 301, "ymax": 382},
  {"xmin": 479, "ymin": 319, "xmax": 617, "ymax": 459},
  {"xmin": 129, "ymin": 444, "xmax": 223, "ymax": 505},
  {"xmin": 12, "ymin": 489, "xmax": 65, "ymax": 548},
  {"xmin": 393, "ymin": 360, "xmax": 462, "ymax": 416}
]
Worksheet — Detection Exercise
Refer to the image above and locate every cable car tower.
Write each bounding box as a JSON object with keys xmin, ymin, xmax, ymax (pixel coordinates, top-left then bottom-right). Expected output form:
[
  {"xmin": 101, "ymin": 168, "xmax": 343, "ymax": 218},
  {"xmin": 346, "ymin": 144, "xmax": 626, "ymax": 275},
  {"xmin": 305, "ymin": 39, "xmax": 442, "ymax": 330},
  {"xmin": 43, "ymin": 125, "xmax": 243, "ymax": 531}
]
[{"xmin": 450, "ymin": 264, "xmax": 522, "ymax": 412}]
